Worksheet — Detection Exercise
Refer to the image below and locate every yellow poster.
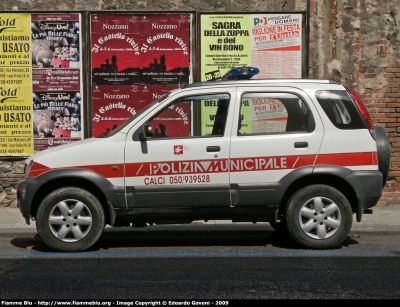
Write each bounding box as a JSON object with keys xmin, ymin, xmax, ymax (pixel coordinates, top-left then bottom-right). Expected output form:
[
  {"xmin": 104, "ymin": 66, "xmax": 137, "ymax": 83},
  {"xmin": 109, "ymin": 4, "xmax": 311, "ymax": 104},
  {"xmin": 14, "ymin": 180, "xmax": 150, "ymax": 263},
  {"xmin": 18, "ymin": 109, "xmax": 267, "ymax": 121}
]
[
  {"xmin": 200, "ymin": 14, "xmax": 251, "ymax": 134},
  {"xmin": 200, "ymin": 14, "xmax": 251, "ymax": 82},
  {"xmin": 0, "ymin": 13, "xmax": 33, "ymax": 155}
]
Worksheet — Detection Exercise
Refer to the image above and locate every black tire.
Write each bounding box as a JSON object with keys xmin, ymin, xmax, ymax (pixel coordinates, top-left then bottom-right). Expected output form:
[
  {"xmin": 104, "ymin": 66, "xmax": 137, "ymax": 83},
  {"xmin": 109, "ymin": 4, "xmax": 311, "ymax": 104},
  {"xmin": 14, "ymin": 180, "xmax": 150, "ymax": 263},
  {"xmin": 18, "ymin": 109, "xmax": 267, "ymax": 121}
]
[
  {"xmin": 269, "ymin": 218, "xmax": 288, "ymax": 233},
  {"xmin": 36, "ymin": 187, "xmax": 105, "ymax": 252},
  {"xmin": 375, "ymin": 125, "xmax": 391, "ymax": 187},
  {"xmin": 285, "ymin": 185, "xmax": 352, "ymax": 250}
]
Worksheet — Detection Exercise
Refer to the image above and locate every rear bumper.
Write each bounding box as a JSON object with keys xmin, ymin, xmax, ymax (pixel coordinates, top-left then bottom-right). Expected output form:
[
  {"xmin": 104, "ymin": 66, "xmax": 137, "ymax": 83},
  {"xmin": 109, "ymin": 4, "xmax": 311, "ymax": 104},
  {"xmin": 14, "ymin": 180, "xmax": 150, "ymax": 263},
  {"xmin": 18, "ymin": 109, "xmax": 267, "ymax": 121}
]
[{"xmin": 346, "ymin": 170, "xmax": 383, "ymax": 222}]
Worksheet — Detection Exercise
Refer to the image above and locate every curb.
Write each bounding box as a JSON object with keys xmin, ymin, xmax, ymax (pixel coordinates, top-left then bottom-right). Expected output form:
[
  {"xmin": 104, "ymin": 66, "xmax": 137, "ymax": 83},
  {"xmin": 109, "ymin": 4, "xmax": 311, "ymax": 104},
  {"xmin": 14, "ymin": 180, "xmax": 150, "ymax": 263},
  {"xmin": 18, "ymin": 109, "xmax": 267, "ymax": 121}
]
[{"xmin": 1, "ymin": 206, "xmax": 400, "ymax": 233}]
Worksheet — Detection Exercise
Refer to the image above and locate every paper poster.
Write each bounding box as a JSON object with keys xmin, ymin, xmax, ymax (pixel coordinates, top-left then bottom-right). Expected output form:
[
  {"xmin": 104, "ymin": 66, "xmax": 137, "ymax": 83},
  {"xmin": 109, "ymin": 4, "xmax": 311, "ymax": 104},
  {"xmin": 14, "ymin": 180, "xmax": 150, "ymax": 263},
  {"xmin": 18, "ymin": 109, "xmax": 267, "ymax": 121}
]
[
  {"xmin": 90, "ymin": 13, "xmax": 192, "ymax": 137},
  {"xmin": 200, "ymin": 13, "xmax": 303, "ymax": 134},
  {"xmin": 0, "ymin": 13, "xmax": 33, "ymax": 156},
  {"xmin": 91, "ymin": 84, "xmax": 176, "ymax": 137},
  {"xmin": 31, "ymin": 13, "xmax": 84, "ymax": 152}
]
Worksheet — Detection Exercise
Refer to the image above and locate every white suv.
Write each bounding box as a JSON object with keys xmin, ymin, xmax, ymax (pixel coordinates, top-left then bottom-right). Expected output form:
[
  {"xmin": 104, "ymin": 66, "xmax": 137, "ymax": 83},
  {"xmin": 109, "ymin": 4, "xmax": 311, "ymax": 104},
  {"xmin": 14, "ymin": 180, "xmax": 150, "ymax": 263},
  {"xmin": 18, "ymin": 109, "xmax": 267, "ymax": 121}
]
[{"xmin": 17, "ymin": 68, "xmax": 390, "ymax": 252}]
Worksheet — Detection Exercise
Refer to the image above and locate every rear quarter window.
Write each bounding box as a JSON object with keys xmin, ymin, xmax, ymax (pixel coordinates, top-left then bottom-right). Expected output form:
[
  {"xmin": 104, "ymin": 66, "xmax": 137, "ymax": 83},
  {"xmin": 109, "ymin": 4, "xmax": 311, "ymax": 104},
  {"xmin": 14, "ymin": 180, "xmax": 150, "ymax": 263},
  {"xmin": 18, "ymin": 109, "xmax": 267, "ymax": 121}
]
[
  {"xmin": 238, "ymin": 92, "xmax": 315, "ymax": 135},
  {"xmin": 315, "ymin": 90, "xmax": 367, "ymax": 129}
]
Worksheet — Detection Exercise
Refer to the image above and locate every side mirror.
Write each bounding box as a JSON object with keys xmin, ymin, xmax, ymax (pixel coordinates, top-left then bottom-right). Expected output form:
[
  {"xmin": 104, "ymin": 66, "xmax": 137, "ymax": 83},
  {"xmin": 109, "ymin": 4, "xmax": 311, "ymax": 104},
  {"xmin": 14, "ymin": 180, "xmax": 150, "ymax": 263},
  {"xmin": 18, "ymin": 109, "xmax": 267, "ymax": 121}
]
[{"xmin": 140, "ymin": 123, "xmax": 152, "ymax": 140}]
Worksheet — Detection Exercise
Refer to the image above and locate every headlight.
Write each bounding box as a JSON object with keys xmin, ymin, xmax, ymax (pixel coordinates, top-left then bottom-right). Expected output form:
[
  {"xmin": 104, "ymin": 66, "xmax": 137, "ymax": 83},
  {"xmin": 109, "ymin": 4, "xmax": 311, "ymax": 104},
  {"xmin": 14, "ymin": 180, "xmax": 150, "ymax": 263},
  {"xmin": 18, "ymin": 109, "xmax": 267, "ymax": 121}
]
[{"xmin": 25, "ymin": 160, "xmax": 34, "ymax": 178}]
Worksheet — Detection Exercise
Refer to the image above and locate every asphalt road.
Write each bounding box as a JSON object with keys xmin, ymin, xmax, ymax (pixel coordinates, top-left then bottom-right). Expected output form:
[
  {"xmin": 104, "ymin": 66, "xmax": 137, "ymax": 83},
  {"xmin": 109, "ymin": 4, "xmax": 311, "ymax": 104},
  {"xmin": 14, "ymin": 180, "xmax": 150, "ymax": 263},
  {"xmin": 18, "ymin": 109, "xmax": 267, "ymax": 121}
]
[
  {"xmin": 1, "ymin": 256, "xmax": 400, "ymax": 299},
  {"xmin": 0, "ymin": 228, "xmax": 400, "ymax": 299}
]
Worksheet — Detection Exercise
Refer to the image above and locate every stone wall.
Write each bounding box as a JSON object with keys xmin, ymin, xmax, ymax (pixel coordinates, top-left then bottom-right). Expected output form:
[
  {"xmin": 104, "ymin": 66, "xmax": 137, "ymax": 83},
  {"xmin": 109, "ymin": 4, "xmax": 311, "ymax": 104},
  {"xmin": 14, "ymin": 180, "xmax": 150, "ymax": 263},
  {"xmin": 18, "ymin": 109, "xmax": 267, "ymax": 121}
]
[
  {"xmin": 1, "ymin": 0, "xmax": 399, "ymax": 207},
  {"xmin": 0, "ymin": 159, "xmax": 25, "ymax": 208},
  {"xmin": 0, "ymin": 0, "xmax": 308, "ymax": 12}
]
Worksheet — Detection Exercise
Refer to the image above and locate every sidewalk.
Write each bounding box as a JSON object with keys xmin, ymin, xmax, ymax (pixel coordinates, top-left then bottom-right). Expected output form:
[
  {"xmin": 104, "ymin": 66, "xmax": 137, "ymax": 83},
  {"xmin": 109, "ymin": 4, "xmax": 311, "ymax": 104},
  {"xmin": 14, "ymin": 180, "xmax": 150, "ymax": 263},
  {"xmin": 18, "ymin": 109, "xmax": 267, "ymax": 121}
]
[{"xmin": 1, "ymin": 206, "xmax": 400, "ymax": 233}]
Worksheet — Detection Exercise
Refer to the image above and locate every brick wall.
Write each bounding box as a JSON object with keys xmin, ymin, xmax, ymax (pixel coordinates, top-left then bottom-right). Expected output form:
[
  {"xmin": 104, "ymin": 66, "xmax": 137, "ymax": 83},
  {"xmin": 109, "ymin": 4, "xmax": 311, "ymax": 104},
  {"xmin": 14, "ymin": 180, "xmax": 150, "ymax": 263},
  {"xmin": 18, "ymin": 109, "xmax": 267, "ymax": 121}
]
[
  {"xmin": 357, "ymin": 0, "xmax": 399, "ymax": 206},
  {"xmin": 362, "ymin": 63, "xmax": 400, "ymax": 205}
]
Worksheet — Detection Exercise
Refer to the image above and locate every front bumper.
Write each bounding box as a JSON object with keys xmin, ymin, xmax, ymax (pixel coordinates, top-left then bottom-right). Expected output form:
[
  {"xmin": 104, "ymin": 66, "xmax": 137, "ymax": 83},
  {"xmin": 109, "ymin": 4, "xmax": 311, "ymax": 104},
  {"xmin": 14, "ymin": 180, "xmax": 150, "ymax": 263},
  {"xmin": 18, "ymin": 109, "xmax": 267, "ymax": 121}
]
[{"xmin": 17, "ymin": 177, "xmax": 46, "ymax": 222}]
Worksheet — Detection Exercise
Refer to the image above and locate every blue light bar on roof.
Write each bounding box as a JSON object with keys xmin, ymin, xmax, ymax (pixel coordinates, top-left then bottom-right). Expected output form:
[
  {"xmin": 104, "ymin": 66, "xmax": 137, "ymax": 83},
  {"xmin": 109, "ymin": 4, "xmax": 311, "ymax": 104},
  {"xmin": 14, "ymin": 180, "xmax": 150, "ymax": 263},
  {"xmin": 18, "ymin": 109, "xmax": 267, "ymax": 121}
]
[{"xmin": 221, "ymin": 66, "xmax": 260, "ymax": 80}]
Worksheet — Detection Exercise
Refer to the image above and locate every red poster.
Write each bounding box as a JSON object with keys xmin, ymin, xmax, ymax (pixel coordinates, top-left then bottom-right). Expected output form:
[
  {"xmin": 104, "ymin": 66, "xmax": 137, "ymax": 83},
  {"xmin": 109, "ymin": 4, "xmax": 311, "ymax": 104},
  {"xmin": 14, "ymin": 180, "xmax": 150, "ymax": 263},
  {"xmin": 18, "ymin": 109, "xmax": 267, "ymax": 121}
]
[
  {"xmin": 150, "ymin": 101, "xmax": 191, "ymax": 137},
  {"xmin": 90, "ymin": 13, "xmax": 192, "ymax": 137},
  {"xmin": 91, "ymin": 85, "xmax": 176, "ymax": 137},
  {"xmin": 90, "ymin": 14, "xmax": 190, "ymax": 86}
]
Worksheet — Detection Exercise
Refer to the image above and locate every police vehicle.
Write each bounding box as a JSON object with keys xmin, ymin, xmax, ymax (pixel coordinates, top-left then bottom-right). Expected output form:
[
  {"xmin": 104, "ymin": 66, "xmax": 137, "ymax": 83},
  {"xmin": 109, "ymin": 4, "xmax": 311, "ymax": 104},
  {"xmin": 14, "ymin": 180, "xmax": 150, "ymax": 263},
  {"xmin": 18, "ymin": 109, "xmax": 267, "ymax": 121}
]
[{"xmin": 17, "ymin": 67, "xmax": 391, "ymax": 252}]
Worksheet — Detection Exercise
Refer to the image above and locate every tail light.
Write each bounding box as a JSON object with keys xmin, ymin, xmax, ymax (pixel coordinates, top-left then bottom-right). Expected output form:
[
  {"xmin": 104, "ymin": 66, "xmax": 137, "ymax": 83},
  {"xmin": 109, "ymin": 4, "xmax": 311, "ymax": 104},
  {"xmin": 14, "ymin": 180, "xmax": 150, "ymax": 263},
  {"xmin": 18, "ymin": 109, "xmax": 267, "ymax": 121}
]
[{"xmin": 345, "ymin": 86, "xmax": 376, "ymax": 139}]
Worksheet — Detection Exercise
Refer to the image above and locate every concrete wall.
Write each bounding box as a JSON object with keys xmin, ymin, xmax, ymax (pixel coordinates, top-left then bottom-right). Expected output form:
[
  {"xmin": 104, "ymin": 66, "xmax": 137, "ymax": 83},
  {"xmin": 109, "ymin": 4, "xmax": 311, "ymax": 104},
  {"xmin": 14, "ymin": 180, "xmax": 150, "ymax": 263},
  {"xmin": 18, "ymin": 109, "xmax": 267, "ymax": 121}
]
[{"xmin": 1, "ymin": 0, "xmax": 399, "ymax": 207}]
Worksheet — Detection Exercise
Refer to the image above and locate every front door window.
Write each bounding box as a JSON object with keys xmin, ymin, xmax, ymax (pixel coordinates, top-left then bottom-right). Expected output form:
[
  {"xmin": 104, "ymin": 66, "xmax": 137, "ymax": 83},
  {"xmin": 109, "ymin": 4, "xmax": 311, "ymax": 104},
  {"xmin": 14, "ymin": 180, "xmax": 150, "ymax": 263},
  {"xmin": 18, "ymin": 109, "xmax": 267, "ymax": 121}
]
[{"xmin": 147, "ymin": 93, "xmax": 231, "ymax": 138}]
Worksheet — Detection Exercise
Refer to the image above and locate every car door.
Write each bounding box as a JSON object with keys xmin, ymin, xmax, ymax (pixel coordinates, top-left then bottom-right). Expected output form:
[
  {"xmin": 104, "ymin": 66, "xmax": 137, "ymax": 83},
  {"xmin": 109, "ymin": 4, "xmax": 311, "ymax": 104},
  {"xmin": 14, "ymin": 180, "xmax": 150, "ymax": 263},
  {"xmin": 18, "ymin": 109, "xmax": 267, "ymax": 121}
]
[
  {"xmin": 229, "ymin": 86, "xmax": 324, "ymax": 206},
  {"xmin": 124, "ymin": 87, "xmax": 236, "ymax": 208}
]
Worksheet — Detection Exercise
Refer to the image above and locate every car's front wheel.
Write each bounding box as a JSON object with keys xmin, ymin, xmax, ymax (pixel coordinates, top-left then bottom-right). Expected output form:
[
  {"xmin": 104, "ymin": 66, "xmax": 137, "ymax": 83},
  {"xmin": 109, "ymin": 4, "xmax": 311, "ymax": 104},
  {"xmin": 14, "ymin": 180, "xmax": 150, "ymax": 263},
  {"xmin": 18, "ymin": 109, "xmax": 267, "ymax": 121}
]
[
  {"xmin": 285, "ymin": 184, "xmax": 353, "ymax": 249},
  {"xmin": 269, "ymin": 217, "xmax": 288, "ymax": 233},
  {"xmin": 36, "ymin": 187, "xmax": 105, "ymax": 252}
]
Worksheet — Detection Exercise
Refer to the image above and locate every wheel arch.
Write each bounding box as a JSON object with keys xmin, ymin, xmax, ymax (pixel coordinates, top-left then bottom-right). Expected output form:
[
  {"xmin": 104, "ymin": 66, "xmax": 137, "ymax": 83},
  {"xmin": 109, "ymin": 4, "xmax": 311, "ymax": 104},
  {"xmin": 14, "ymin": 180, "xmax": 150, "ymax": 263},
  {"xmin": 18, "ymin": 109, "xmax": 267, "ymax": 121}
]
[
  {"xmin": 278, "ymin": 173, "xmax": 358, "ymax": 220},
  {"xmin": 30, "ymin": 170, "xmax": 121, "ymax": 225}
]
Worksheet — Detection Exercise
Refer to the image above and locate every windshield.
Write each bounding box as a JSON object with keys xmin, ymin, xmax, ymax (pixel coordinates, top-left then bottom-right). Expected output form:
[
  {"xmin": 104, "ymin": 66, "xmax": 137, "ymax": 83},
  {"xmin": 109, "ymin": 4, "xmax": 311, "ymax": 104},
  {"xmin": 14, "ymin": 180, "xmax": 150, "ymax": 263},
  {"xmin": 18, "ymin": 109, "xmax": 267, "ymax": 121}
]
[{"xmin": 96, "ymin": 92, "xmax": 171, "ymax": 138}]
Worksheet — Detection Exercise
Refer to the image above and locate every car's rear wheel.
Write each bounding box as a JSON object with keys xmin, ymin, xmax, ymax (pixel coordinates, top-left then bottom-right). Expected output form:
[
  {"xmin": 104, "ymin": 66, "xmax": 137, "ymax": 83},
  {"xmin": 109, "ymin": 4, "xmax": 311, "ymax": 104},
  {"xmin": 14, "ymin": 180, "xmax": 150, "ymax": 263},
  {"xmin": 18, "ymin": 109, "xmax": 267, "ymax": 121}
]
[
  {"xmin": 285, "ymin": 184, "xmax": 352, "ymax": 249},
  {"xmin": 36, "ymin": 187, "xmax": 105, "ymax": 252}
]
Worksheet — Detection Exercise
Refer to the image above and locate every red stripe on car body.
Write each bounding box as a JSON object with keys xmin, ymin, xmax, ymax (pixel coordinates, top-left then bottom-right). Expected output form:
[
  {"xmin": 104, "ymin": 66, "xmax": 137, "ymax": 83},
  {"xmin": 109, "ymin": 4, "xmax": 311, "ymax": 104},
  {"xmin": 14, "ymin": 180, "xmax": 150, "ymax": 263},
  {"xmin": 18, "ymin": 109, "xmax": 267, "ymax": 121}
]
[{"xmin": 28, "ymin": 152, "xmax": 377, "ymax": 179}]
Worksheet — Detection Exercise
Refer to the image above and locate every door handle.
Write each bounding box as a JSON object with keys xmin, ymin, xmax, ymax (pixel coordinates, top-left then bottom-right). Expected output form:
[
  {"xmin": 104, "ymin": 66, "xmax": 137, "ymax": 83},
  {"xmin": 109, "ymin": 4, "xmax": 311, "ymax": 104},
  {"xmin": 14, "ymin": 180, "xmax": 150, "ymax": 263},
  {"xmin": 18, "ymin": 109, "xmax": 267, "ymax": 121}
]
[
  {"xmin": 294, "ymin": 142, "xmax": 308, "ymax": 148},
  {"xmin": 207, "ymin": 146, "xmax": 220, "ymax": 152}
]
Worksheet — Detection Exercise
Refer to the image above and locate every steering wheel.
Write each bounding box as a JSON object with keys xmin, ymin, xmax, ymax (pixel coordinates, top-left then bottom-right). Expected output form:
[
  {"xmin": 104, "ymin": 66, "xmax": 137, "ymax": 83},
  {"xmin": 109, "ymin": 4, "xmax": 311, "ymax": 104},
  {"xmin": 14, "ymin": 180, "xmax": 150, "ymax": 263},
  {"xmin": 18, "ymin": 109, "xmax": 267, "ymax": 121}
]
[{"xmin": 159, "ymin": 123, "xmax": 169, "ymax": 137}]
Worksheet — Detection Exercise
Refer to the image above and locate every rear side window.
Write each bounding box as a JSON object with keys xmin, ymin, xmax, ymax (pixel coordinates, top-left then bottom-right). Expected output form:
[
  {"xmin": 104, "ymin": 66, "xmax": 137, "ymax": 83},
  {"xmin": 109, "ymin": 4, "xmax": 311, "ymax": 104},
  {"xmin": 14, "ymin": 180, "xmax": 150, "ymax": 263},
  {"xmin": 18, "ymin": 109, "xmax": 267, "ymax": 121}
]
[
  {"xmin": 315, "ymin": 90, "xmax": 367, "ymax": 129},
  {"xmin": 238, "ymin": 93, "xmax": 314, "ymax": 135}
]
